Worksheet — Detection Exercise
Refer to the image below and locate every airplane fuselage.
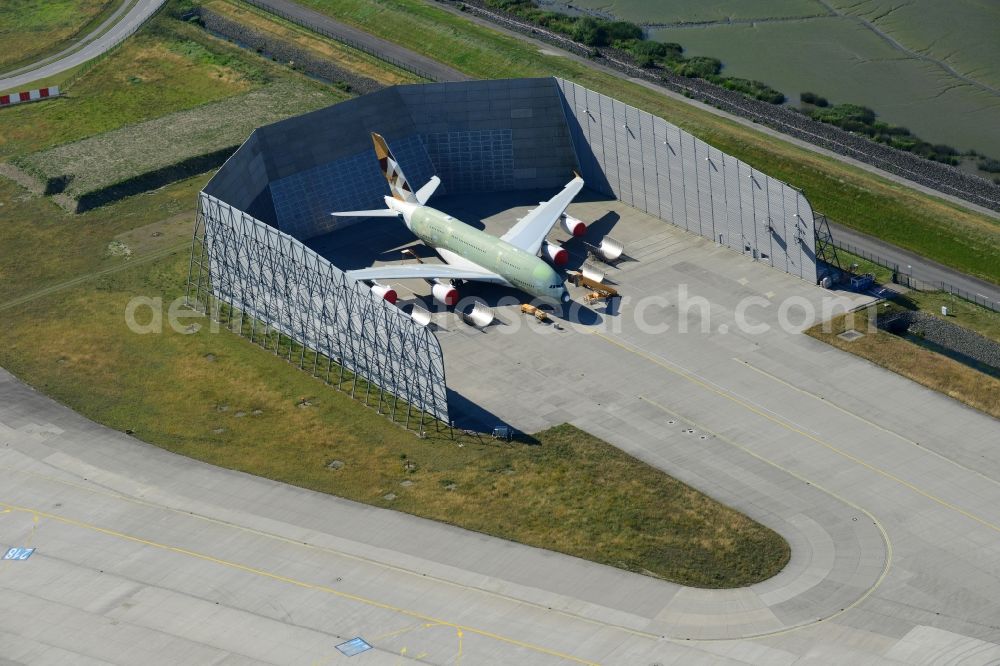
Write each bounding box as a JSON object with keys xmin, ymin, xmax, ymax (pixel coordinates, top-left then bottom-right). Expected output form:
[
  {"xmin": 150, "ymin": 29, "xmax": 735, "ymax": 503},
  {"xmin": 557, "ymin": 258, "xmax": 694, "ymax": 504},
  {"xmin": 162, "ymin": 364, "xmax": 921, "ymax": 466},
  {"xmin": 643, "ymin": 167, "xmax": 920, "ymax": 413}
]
[{"xmin": 399, "ymin": 202, "xmax": 569, "ymax": 304}]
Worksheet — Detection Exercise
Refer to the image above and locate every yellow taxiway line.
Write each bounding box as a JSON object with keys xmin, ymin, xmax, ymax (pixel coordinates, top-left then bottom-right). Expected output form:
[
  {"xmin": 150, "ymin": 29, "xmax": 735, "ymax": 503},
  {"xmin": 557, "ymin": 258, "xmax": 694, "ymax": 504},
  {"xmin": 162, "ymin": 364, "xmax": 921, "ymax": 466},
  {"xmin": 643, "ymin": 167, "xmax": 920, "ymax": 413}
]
[
  {"xmin": 593, "ymin": 331, "xmax": 1000, "ymax": 537},
  {"xmin": 0, "ymin": 500, "xmax": 601, "ymax": 665}
]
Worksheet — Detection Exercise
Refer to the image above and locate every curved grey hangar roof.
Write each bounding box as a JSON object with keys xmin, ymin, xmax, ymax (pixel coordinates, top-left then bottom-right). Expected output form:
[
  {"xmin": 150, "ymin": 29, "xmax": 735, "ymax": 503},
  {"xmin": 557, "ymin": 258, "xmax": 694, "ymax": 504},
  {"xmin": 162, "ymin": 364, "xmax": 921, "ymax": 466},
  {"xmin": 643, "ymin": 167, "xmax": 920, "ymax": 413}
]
[{"xmin": 190, "ymin": 77, "xmax": 820, "ymax": 427}]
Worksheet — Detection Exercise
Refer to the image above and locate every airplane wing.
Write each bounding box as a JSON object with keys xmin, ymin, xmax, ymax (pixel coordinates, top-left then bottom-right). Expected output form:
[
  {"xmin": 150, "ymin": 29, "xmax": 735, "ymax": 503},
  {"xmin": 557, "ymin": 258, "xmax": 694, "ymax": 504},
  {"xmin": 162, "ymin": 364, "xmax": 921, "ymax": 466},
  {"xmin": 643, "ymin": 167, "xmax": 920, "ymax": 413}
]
[
  {"xmin": 346, "ymin": 264, "xmax": 507, "ymax": 284},
  {"xmin": 500, "ymin": 175, "xmax": 584, "ymax": 255}
]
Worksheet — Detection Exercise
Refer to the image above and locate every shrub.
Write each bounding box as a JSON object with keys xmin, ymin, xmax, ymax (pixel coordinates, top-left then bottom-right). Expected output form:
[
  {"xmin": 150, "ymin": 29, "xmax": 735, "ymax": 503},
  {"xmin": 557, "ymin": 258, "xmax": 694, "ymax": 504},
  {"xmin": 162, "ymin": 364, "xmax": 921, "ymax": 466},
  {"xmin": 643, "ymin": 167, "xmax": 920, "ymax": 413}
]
[
  {"xmin": 980, "ymin": 158, "xmax": 1000, "ymax": 173},
  {"xmin": 809, "ymin": 103, "xmax": 877, "ymax": 127},
  {"xmin": 625, "ymin": 39, "xmax": 683, "ymax": 67},
  {"xmin": 800, "ymin": 91, "xmax": 828, "ymax": 107},
  {"xmin": 721, "ymin": 77, "xmax": 785, "ymax": 104},
  {"xmin": 632, "ymin": 52, "xmax": 656, "ymax": 68},
  {"xmin": 486, "ymin": 0, "xmax": 534, "ymax": 9},
  {"xmin": 606, "ymin": 20, "xmax": 643, "ymax": 43},
  {"xmin": 675, "ymin": 56, "xmax": 721, "ymax": 78},
  {"xmin": 572, "ymin": 17, "xmax": 608, "ymax": 46}
]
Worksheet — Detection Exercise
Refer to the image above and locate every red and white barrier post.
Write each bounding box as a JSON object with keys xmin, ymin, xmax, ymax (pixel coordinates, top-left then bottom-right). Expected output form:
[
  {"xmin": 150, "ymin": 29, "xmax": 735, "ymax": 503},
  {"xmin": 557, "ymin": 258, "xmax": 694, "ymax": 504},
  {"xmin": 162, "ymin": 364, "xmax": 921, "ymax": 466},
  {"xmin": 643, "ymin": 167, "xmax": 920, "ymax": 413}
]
[{"xmin": 0, "ymin": 86, "xmax": 60, "ymax": 108}]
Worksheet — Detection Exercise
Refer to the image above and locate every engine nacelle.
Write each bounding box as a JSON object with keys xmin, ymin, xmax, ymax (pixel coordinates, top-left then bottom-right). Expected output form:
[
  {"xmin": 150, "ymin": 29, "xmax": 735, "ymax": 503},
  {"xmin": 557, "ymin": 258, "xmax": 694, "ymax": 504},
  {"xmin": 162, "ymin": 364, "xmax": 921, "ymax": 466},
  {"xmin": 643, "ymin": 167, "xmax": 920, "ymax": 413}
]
[
  {"xmin": 431, "ymin": 281, "xmax": 459, "ymax": 306},
  {"xmin": 542, "ymin": 241, "xmax": 568, "ymax": 266},
  {"xmin": 370, "ymin": 283, "xmax": 397, "ymax": 304},
  {"xmin": 561, "ymin": 214, "xmax": 587, "ymax": 237}
]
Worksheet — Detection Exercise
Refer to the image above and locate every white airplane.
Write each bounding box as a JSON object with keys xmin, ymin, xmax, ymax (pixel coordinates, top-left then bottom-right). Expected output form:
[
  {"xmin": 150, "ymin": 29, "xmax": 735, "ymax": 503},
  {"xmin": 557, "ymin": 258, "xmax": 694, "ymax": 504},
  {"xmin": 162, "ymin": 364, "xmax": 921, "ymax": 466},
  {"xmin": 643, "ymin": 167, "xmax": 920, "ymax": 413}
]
[{"xmin": 334, "ymin": 133, "xmax": 587, "ymax": 306}]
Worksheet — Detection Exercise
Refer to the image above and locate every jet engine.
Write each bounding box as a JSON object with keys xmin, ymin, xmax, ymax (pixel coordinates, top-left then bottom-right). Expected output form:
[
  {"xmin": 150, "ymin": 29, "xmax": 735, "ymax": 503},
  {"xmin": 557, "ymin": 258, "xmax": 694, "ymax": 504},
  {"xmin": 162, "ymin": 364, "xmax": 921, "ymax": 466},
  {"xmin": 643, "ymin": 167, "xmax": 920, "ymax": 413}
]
[
  {"xmin": 542, "ymin": 241, "xmax": 568, "ymax": 266},
  {"xmin": 369, "ymin": 283, "xmax": 397, "ymax": 304},
  {"xmin": 431, "ymin": 281, "xmax": 459, "ymax": 306},
  {"xmin": 561, "ymin": 214, "xmax": 587, "ymax": 237}
]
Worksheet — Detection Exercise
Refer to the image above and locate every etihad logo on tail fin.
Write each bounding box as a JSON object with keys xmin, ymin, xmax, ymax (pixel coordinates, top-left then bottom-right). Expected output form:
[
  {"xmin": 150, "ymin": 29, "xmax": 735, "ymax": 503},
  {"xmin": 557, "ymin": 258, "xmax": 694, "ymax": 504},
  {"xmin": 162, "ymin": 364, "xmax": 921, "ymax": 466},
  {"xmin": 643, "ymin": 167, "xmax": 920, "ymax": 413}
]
[{"xmin": 372, "ymin": 132, "xmax": 416, "ymax": 203}]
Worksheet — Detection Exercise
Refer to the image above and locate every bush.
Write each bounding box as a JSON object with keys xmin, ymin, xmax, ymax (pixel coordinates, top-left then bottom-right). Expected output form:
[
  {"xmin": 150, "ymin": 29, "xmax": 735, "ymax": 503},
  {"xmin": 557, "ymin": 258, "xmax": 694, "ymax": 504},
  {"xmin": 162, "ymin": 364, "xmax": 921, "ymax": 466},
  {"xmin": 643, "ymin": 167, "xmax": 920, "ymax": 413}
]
[
  {"xmin": 625, "ymin": 39, "xmax": 683, "ymax": 67},
  {"xmin": 980, "ymin": 158, "xmax": 1000, "ymax": 173},
  {"xmin": 629, "ymin": 40, "xmax": 681, "ymax": 59},
  {"xmin": 606, "ymin": 20, "xmax": 643, "ymax": 43},
  {"xmin": 809, "ymin": 103, "xmax": 877, "ymax": 127},
  {"xmin": 721, "ymin": 77, "xmax": 785, "ymax": 104},
  {"xmin": 169, "ymin": 0, "xmax": 199, "ymax": 19},
  {"xmin": 799, "ymin": 91, "xmax": 828, "ymax": 107},
  {"xmin": 675, "ymin": 56, "xmax": 721, "ymax": 78},
  {"xmin": 534, "ymin": 10, "xmax": 576, "ymax": 33},
  {"xmin": 166, "ymin": 38, "xmax": 267, "ymax": 83},
  {"xmin": 632, "ymin": 52, "xmax": 656, "ymax": 68},
  {"xmin": 486, "ymin": 0, "xmax": 534, "ymax": 9},
  {"xmin": 572, "ymin": 17, "xmax": 608, "ymax": 46}
]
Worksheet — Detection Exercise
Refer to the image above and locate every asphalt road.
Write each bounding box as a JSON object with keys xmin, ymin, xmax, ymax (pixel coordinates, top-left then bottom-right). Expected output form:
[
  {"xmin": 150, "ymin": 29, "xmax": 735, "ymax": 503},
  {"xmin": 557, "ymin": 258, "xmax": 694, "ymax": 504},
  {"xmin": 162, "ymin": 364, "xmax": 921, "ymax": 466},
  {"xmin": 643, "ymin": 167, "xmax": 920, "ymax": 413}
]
[
  {"xmin": 0, "ymin": 0, "xmax": 168, "ymax": 93},
  {"xmin": 830, "ymin": 222, "xmax": 1000, "ymax": 307},
  {"xmin": 248, "ymin": 0, "xmax": 470, "ymax": 83}
]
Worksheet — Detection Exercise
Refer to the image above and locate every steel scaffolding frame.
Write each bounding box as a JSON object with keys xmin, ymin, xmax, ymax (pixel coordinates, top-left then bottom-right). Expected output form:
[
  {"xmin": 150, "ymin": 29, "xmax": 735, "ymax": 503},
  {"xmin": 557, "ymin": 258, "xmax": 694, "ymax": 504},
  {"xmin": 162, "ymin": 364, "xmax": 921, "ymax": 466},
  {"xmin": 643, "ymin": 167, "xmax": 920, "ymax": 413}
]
[
  {"xmin": 186, "ymin": 193, "xmax": 450, "ymax": 431},
  {"xmin": 813, "ymin": 213, "xmax": 843, "ymax": 273}
]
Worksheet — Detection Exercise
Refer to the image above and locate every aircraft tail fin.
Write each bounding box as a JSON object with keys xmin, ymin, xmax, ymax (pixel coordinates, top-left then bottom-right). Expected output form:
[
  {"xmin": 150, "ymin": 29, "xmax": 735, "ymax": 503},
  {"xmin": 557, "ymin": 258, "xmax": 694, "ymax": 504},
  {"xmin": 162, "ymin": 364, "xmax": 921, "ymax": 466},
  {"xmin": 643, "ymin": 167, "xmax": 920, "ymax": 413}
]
[
  {"xmin": 414, "ymin": 175, "xmax": 441, "ymax": 205},
  {"xmin": 373, "ymin": 132, "xmax": 419, "ymax": 203}
]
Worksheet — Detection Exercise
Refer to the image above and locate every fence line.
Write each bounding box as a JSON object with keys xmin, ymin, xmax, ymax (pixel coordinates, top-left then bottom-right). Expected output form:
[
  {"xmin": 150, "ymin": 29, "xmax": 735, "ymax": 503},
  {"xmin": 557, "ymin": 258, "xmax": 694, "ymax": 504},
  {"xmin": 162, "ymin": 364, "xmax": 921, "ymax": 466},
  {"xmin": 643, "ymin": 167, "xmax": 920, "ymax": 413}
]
[
  {"xmin": 832, "ymin": 239, "xmax": 999, "ymax": 313},
  {"xmin": 238, "ymin": 0, "xmax": 437, "ymax": 81},
  {"xmin": 833, "ymin": 239, "xmax": 900, "ymax": 273}
]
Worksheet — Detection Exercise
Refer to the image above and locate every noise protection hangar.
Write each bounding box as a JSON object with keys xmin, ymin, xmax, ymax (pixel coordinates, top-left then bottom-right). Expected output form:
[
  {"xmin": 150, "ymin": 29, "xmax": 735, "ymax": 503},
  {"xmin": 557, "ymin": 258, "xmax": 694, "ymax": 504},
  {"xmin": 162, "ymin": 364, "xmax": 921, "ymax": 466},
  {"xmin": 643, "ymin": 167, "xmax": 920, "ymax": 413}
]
[{"xmin": 188, "ymin": 77, "xmax": 827, "ymax": 429}]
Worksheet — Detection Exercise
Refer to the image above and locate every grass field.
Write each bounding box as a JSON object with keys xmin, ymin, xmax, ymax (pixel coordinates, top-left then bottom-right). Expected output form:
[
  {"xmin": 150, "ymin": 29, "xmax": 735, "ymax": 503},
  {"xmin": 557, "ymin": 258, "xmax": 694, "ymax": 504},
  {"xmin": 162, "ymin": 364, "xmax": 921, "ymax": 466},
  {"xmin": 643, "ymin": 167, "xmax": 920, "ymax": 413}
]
[
  {"xmin": 0, "ymin": 180, "xmax": 789, "ymax": 588},
  {"xmin": 293, "ymin": 0, "xmax": 1000, "ymax": 285},
  {"xmin": 207, "ymin": 0, "xmax": 422, "ymax": 86},
  {"xmin": 807, "ymin": 305, "xmax": 1000, "ymax": 420},
  {"xmin": 13, "ymin": 80, "xmax": 337, "ymax": 206},
  {"xmin": 0, "ymin": 0, "xmax": 120, "ymax": 72},
  {"xmin": 834, "ymin": 249, "xmax": 895, "ymax": 285},
  {"xmin": 0, "ymin": 27, "xmax": 263, "ymax": 158},
  {"xmin": 900, "ymin": 291, "xmax": 1000, "ymax": 345},
  {"xmin": 0, "ymin": 174, "xmax": 204, "ymax": 304}
]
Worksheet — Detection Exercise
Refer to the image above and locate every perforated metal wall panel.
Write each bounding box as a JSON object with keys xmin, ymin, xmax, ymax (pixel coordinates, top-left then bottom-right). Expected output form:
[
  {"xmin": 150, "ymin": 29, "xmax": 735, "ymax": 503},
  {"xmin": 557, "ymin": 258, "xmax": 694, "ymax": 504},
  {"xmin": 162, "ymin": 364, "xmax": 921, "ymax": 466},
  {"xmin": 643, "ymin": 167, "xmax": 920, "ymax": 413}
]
[
  {"xmin": 193, "ymin": 193, "xmax": 449, "ymax": 423},
  {"xmin": 422, "ymin": 129, "xmax": 514, "ymax": 192},
  {"xmin": 269, "ymin": 133, "xmax": 436, "ymax": 240},
  {"xmin": 556, "ymin": 78, "xmax": 818, "ymax": 282}
]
